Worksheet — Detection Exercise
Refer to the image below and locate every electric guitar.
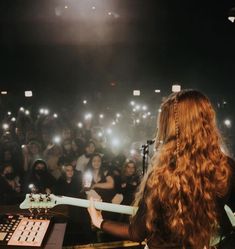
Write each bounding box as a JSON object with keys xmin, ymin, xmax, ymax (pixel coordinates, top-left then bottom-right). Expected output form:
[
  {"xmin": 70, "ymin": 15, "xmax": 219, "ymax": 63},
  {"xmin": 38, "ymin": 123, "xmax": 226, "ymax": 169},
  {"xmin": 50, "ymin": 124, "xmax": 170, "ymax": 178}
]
[{"xmin": 20, "ymin": 194, "xmax": 138, "ymax": 215}]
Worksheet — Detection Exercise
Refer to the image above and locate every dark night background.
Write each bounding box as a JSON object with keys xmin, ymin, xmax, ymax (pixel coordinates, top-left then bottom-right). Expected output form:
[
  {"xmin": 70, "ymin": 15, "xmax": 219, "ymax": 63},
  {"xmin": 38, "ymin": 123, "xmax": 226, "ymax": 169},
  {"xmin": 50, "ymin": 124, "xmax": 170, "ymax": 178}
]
[{"xmin": 0, "ymin": 0, "xmax": 235, "ymax": 110}]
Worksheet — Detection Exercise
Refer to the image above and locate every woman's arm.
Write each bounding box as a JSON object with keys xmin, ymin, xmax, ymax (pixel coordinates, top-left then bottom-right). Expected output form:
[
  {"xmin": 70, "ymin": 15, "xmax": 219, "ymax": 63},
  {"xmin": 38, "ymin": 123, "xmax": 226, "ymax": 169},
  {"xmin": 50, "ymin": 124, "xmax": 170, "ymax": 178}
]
[
  {"xmin": 88, "ymin": 198, "xmax": 147, "ymax": 242},
  {"xmin": 93, "ymin": 175, "xmax": 114, "ymax": 189}
]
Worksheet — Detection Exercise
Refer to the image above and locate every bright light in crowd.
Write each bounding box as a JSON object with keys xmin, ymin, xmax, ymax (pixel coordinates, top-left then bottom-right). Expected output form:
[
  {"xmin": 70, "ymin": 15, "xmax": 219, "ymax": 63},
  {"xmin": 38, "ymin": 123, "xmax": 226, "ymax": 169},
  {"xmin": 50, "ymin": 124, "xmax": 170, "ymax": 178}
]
[
  {"xmin": 19, "ymin": 107, "xmax": 25, "ymax": 112},
  {"xmin": 133, "ymin": 108, "xmax": 136, "ymax": 112},
  {"xmin": 147, "ymin": 112, "xmax": 151, "ymax": 116},
  {"xmin": 112, "ymin": 121, "xmax": 116, "ymax": 126},
  {"xmin": 136, "ymin": 119, "xmax": 140, "ymax": 124},
  {"xmin": 11, "ymin": 117, "xmax": 16, "ymax": 122},
  {"xmin": 1, "ymin": 91, "xmax": 7, "ymax": 95},
  {"xmin": 44, "ymin": 109, "xmax": 49, "ymax": 115},
  {"xmin": 84, "ymin": 171, "xmax": 92, "ymax": 188},
  {"xmin": 142, "ymin": 106, "xmax": 147, "ymax": 111},
  {"xmin": 112, "ymin": 138, "xmax": 120, "ymax": 147},
  {"xmin": 64, "ymin": 5, "xmax": 68, "ymax": 9},
  {"xmin": 78, "ymin": 122, "xmax": 83, "ymax": 128},
  {"xmin": 106, "ymin": 128, "xmax": 112, "ymax": 135},
  {"xmin": 2, "ymin": 123, "xmax": 9, "ymax": 130},
  {"xmin": 130, "ymin": 101, "xmax": 135, "ymax": 106},
  {"xmin": 108, "ymin": 12, "xmax": 112, "ymax": 16},
  {"xmin": 92, "ymin": 6, "xmax": 96, "ymax": 10},
  {"xmin": 172, "ymin": 84, "xmax": 181, "ymax": 92},
  {"xmin": 158, "ymin": 109, "xmax": 162, "ymax": 113},
  {"xmin": 133, "ymin": 90, "xmax": 141, "ymax": 96},
  {"xmin": 224, "ymin": 119, "xmax": 232, "ymax": 128},
  {"xmin": 39, "ymin": 108, "xmax": 44, "ymax": 114},
  {"xmin": 116, "ymin": 113, "xmax": 121, "ymax": 118},
  {"xmin": 83, "ymin": 100, "xmax": 87, "ymax": 104},
  {"xmin": 142, "ymin": 114, "xmax": 147, "ymax": 119},
  {"xmin": 25, "ymin": 110, "xmax": 30, "ymax": 115},
  {"xmin": 7, "ymin": 111, "xmax": 11, "ymax": 115},
  {"xmin": 98, "ymin": 132, "xmax": 103, "ymax": 137},
  {"xmin": 99, "ymin": 114, "xmax": 104, "ymax": 119},
  {"xmin": 25, "ymin": 91, "xmax": 33, "ymax": 97},
  {"xmin": 130, "ymin": 149, "xmax": 136, "ymax": 155},
  {"xmin": 85, "ymin": 113, "xmax": 92, "ymax": 120},
  {"xmin": 155, "ymin": 89, "xmax": 161, "ymax": 93},
  {"xmin": 135, "ymin": 105, "xmax": 140, "ymax": 110},
  {"xmin": 53, "ymin": 113, "xmax": 58, "ymax": 118},
  {"xmin": 53, "ymin": 136, "xmax": 61, "ymax": 144}
]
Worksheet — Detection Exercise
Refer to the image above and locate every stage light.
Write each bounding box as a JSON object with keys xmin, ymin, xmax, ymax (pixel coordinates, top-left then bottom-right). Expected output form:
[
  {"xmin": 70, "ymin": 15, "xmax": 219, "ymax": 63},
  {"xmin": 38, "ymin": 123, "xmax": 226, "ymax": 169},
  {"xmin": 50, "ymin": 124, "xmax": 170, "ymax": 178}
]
[
  {"xmin": 11, "ymin": 117, "xmax": 16, "ymax": 122},
  {"xmin": 172, "ymin": 84, "xmax": 181, "ymax": 92},
  {"xmin": 21, "ymin": 145, "xmax": 25, "ymax": 149},
  {"xmin": 224, "ymin": 119, "xmax": 232, "ymax": 128},
  {"xmin": 142, "ymin": 114, "xmax": 147, "ymax": 119},
  {"xmin": 135, "ymin": 105, "xmax": 140, "ymax": 110},
  {"xmin": 19, "ymin": 107, "xmax": 25, "ymax": 112},
  {"xmin": 2, "ymin": 123, "xmax": 9, "ymax": 130},
  {"xmin": 99, "ymin": 114, "xmax": 104, "ymax": 119},
  {"xmin": 116, "ymin": 113, "xmax": 121, "ymax": 118},
  {"xmin": 155, "ymin": 89, "xmax": 161, "ymax": 93},
  {"xmin": 64, "ymin": 5, "xmax": 68, "ymax": 9},
  {"xmin": 25, "ymin": 91, "xmax": 33, "ymax": 97},
  {"xmin": 147, "ymin": 112, "xmax": 151, "ymax": 116},
  {"xmin": 133, "ymin": 108, "xmax": 136, "ymax": 112},
  {"xmin": 7, "ymin": 111, "xmax": 11, "ymax": 116},
  {"xmin": 136, "ymin": 119, "xmax": 140, "ymax": 124},
  {"xmin": 133, "ymin": 90, "xmax": 140, "ymax": 96},
  {"xmin": 1, "ymin": 91, "xmax": 7, "ymax": 95},
  {"xmin": 83, "ymin": 100, "xmax": 87, "ymax": 104},
  {"xmin": 53, "ymin": 113, "xmax": 58, "ymax": 118},
  {"xmin": 25, "ymin": 110, "xmax": 30, "ymax": 115},
  {"xmin": 158, "ymin": 109, "xmax": 162, "ymax": 113},
  {"xmin": 92, "ymin": 6, "xmax": 96, "ymax": 10},
  {"xmin": 112, "ymin": 121, "xmax": 116, "ymax": 125},
  {"xmin": 108, "ymin": 12, "xmax": 112, "ymax": 16},
  {"xmin": 53, "ymin": 136, "xmax": 61, "ymax": 144},
  {"xmin": 78, "ymin": 122, "xmax": 83, "ymax": 128},
  {"xmin": 228, "ymin": 7, "xmax": 235, "ymax": 22}
]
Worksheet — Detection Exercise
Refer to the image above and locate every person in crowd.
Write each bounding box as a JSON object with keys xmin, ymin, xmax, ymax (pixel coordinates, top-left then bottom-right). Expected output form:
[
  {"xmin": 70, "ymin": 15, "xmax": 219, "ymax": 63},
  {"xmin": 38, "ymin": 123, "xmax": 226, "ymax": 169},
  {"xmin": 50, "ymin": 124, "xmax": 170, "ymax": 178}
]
[
  {"xmin": 72, "ymin": 138, "xmax": 85, "ymax": 158},
  {"xmin": 85, "ymin": 153, "xmax": 115, "ymax": 203},
  {"xmin": 76, "ymin": 141, "xmax": 96, "ymax": 173},
  {"xmin": 58, "ymin": 139, "xmax": 77, "ymax": 168},
  {"xmin": 22, "ymin": 140, "xmax": 42, "ymax": 172},
  {"xmin": 88, "ymin": 90, "xmax": 235, "ymax": 249},
  {"xmin": 0, "ymin": 164, "xmax": 22, "ymax": 204},
  {"xmin": 120, "ymin": 160, "xmax": 140, "ymax": 205},
  {"xmin": 25, "ymin": 159, "xmax": 56, "ymax": 194},
  {"xmin": 55, "ymin": 163, "xmax": 82, "ymax": 197},
  {"xmin": 43, "ymin": 143, "xmax": 62, "ymax": 179}
]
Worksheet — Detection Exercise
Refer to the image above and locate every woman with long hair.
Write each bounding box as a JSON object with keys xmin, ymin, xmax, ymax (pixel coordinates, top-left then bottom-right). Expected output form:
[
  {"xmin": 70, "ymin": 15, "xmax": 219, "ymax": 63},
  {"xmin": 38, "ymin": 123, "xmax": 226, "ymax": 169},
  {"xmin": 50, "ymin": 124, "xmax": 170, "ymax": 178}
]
[{"xmin": 88, "ymin": 90, "xmax": 235, "ymax": 249}]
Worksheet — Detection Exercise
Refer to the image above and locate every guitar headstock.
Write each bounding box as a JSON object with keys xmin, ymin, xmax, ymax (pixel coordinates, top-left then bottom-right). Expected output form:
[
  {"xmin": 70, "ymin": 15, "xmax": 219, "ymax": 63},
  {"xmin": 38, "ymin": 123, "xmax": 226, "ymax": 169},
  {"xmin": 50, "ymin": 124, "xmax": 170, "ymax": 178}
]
[{"xmin": 20, "ymin": 194, "xmax": 58, "ymax": 212}]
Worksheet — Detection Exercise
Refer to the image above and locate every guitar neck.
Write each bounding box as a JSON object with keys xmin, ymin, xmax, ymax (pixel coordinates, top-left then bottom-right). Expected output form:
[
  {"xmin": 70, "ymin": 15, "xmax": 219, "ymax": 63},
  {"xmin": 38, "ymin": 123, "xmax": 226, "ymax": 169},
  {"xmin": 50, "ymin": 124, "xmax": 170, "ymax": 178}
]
[{"xmin": 55, "ymin": 196, "xmax": 137, "ymax": 215}]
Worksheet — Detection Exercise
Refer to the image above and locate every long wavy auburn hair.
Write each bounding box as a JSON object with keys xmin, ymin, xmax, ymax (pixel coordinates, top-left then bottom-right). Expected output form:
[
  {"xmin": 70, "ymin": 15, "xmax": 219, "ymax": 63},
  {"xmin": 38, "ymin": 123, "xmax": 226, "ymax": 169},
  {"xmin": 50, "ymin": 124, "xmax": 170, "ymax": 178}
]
[{"xmin": 135, "ymin": 90, "xmax": 231, "ymax": 249}]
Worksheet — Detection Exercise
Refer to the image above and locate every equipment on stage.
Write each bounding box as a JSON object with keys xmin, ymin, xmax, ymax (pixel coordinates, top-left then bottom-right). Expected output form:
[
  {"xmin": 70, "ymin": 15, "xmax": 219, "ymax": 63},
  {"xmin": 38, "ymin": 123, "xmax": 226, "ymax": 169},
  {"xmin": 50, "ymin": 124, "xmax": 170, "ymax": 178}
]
[
  {"xmin": 0, "ymin": 213, "xmax": 52, "ymax": 247},
  {"xmin": 20, "ymin": 193, "xmax": 138, "ymax": 215}
]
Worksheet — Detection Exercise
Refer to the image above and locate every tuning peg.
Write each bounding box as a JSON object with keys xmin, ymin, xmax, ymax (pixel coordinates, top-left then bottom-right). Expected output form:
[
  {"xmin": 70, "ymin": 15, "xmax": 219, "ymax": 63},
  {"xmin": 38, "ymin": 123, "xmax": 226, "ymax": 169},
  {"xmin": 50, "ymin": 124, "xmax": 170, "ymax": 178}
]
[
  {"xmin": 39, "ymin": 194, "xmax": 43, "ymax": 202},
  {"xmin": 29, "ymin": 193, "xmax": 35, "ymax": 202},
  {"xmin": 46, "ymin": 193, "xmax": 51, "ymax": 201}
]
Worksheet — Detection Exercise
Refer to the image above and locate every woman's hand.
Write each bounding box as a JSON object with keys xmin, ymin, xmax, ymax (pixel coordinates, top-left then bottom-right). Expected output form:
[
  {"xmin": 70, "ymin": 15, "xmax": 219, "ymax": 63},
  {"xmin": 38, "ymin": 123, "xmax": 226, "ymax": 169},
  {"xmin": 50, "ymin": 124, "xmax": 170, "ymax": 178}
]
[{"xmin": 87, "ymin": 197, "xmax": 104, "ymax": 229}]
